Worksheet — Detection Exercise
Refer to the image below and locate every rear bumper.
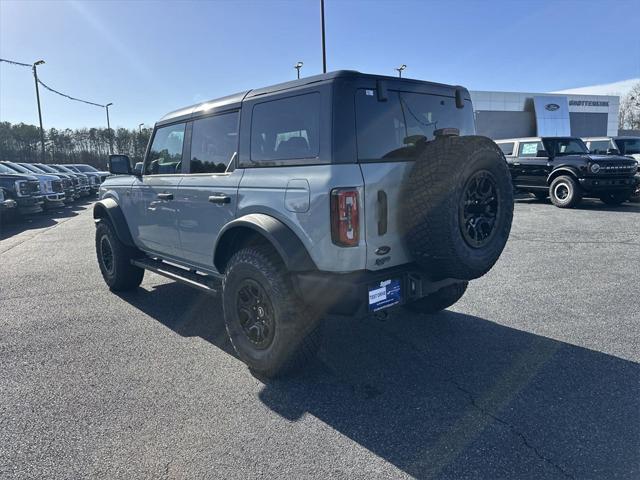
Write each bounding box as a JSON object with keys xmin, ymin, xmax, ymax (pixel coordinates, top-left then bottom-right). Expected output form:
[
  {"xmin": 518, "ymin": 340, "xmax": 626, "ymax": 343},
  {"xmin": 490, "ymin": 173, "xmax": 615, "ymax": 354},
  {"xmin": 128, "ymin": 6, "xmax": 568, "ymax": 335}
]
[
  {"xmin": 294, "ymin": 265, "xmax": 458, "ymax": 317},
  {"xmin": 579, "ymin": 176, "xmax": 636, "ymax": 192}
]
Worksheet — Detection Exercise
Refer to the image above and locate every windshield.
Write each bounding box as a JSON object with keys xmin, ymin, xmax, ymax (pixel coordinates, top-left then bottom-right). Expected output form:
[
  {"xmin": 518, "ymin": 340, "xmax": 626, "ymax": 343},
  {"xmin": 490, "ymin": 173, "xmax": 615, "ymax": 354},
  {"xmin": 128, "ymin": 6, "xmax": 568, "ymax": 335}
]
[
  {"xmin": 0, "ymin": 163, "xmax": 19, "ymax": 174},
  {"xmin": 615, "ymin": 138, "xmax": 640, "ymax": 155},
  {"xmin": 588, "ymin": 140, "xmax": 612, "ymax": 154},
  {"xmin": 35, "ymin": 164, "xmax": 59, "ymax": 174},
  {"xmin": 74, "ymin": 164, "xmax": 99, "ymax": 172},
  {"xmin": 20, "ymin": 163, "xmax": 46, "ymax": 174},
  {"xmin": 542, "ymin": 138, "xmax": 589, "ymax": 157},
  {"xmin": 3, "ymin": 162, "xmax": 32, "ymax": 174}
]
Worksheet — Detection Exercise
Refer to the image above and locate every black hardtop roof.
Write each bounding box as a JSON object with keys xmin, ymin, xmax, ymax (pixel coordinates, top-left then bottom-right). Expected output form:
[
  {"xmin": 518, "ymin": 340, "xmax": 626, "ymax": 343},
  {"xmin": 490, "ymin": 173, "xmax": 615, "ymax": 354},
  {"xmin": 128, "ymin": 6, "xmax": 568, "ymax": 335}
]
[{"xmin": 157, "ymin": 70, "xmax": 468, "ymax": 126}]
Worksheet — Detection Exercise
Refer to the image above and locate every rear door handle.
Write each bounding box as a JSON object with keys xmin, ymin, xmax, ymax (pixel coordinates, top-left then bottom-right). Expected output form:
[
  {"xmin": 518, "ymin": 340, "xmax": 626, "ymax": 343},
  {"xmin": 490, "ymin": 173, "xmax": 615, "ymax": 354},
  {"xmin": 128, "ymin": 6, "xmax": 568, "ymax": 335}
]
[
  {"xmin": 209, "ymin": 194, "xmax": 231, "ymax": 204},
  {"xmin": 157, "ymin": 193, "xmax": 173, "ymax": 200}
]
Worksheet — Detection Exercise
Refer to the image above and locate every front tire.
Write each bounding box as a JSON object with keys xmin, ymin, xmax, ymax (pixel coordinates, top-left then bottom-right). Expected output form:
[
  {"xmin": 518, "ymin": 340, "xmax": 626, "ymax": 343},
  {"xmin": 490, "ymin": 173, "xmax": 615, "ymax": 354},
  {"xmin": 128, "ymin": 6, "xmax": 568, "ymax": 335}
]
[
  {"xmin": 405, "ymin": 282, "xmax": 468, "ymax": 314},
  {"xmin": 599, "ymin": 190, "xmax": 632, "ymax": 205},
  {"xmin": 222, "ymin": 246, "xmax": 321, "ymax": 378},
  {"xmin": 95, "ymin": 220, "xmax": 144, "ymax": 291},
  {"xmin": 549, "ymin": 175, "xmax": 582, "ymax": 208}
]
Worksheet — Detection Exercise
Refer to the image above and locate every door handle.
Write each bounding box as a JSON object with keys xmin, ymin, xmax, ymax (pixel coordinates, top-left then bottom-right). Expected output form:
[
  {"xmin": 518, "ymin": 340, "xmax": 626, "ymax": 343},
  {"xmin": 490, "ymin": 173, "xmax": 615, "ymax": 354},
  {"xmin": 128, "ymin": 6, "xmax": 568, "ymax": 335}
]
[
  {"xmin": 209, "ymin": 194, "xmax": 231, "ymax": 204},
  {"xmin": 157, "ymin": 193, "xmax": 173, "ymax": 200}
]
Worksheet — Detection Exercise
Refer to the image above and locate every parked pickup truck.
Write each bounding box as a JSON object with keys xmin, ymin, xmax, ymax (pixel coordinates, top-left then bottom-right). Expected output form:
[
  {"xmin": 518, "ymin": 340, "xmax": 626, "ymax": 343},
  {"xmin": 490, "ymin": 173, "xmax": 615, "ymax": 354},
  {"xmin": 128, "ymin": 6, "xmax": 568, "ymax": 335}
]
[
  {"xmin": 95, "ymin": 70, "xmax": 514, "ymax": 377},
  {"xmin": 0, "ymin": 161, "xmax": 65, "ymax": 209},
  {"xmin": 0, "ymin": 187, "xmax": 17, "ymax": 224},
  {"xmin": 496, "ymin": 136, "xmax": 638, "ymax": 208},
  {"xmin": 0, "ymin": 164, "xmax": 44, "ymax": 215}
]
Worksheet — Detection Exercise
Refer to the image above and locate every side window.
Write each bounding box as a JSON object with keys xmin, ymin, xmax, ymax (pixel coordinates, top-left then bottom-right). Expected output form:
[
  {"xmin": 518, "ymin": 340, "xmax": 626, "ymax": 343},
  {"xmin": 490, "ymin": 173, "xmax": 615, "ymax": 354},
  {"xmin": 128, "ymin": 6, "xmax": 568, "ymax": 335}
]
[
  {"xmin": 250, "ymin": 93, "xmax": 320, "ymax": 164},
  {"xmin": 518, "ymin": 141, "xmax": 543, "ymax": 157},
  {"xmin": 498, "ymin": 142, "xmax": 515, "ymax": 156},
  {"xmin": 145, "ymin": 123, "xmax": 186, "ymax": 175},
  {"xmin": 189, "ymin": 112, "xmax": 239, "ymax": 173}
]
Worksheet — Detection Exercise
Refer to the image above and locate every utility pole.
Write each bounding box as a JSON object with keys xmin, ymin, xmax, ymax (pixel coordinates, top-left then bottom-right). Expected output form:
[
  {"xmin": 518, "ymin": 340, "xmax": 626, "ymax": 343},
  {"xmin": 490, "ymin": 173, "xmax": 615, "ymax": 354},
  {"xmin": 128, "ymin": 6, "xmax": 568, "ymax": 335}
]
[
  {"xmin": 105, "ymin": 103, "xmax": 113, "ymax": 154},
  {"xmin": 396, "ymin": 64, "xmax": 406, "ymax": 78},
  {"xmin": 294, "ymin": 61, "xmax": 303, "ymax": 79},
  {"xmin": 32, "ymin": 60, "xmax": 46, "ymax": 163},
  {"xmin": 320, "ymin": 0, "xmax": 327, "ymax": 73}
]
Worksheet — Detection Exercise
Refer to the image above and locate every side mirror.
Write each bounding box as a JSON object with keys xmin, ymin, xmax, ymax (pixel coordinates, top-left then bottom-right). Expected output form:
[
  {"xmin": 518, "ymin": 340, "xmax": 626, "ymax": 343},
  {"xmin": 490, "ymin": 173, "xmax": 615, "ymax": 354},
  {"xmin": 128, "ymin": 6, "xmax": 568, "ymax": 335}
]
[
  {"xmin": 108, "ymin": 155, "xmax": 132, "ymax": 175},
  {"xmin": 537, "ymin": 149, "xmax": 549, "ymax": 158},
  {"xmin": 606, "ymin": 148, "xmax": 620, "ymax": 155},
  {"xmin": 133, "ymin": 162, "xmax": 143, "ymax": 175}
]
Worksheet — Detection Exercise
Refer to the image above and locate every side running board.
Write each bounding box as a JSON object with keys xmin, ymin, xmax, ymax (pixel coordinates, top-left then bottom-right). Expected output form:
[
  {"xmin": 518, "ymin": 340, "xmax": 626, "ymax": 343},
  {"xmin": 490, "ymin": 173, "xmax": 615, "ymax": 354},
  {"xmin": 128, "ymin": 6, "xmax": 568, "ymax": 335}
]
[{"xmin": 131, "ymin": 257, "xmax": 222, "ymax": 295}]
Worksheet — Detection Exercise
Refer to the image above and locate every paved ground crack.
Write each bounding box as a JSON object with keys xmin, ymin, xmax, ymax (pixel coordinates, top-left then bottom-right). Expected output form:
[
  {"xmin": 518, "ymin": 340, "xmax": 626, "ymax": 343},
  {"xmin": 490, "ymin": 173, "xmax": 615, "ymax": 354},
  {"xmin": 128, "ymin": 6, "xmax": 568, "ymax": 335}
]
[{"xmin": 380, "ymin": 325, "xmax": 575, "ymax": 479}]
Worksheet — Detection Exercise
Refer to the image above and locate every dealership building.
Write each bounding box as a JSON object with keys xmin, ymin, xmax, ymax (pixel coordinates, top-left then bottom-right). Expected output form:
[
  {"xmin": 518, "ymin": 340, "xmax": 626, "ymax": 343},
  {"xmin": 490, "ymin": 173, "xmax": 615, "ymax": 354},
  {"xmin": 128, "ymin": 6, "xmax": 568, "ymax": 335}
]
[{"xmin": 469, "ymin": 90, "xmax": 619, "ymax": 140}]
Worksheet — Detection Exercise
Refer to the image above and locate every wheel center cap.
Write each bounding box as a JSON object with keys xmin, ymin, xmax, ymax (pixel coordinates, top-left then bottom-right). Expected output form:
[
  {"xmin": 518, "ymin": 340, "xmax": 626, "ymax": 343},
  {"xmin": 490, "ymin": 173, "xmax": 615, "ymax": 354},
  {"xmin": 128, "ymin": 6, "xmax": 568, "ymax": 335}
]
[{"xmin": 257, "ymin": 306, "xmax": 265, "ymax": 318}]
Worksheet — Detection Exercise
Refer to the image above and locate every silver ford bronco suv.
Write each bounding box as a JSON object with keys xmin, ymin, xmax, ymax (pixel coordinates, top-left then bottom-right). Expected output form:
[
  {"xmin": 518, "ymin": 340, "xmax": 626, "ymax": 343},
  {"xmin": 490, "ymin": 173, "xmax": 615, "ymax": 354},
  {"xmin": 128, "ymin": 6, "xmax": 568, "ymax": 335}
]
[{"xmin": 95, "ymin": 71, "xmax": 514, "ymax": 377}]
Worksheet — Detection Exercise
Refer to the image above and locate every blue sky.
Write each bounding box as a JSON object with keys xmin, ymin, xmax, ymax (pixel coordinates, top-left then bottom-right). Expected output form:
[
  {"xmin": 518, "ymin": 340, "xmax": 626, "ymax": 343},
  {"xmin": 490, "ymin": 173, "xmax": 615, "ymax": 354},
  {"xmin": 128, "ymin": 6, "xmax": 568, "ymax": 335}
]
[{"xmin": 1, "ymin": 0, "xmax": 638, "ymax": 129}]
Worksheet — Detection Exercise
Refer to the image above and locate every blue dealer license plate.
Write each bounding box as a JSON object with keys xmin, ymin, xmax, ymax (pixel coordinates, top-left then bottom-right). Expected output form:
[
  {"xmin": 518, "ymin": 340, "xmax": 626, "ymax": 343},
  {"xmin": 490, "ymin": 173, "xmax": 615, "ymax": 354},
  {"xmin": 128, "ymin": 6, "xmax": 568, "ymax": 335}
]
[{"xmin": 368, "ymin": 279, "xmax": 402, "ymax": 312}]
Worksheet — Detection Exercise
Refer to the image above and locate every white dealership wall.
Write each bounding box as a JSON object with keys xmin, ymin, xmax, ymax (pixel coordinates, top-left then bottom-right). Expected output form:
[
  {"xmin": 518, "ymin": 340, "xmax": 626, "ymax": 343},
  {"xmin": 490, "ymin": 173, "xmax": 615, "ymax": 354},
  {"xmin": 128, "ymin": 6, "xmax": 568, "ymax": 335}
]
[{"xmin": 470, "ymin": 90, "xmax": 619, "ymax": 139}]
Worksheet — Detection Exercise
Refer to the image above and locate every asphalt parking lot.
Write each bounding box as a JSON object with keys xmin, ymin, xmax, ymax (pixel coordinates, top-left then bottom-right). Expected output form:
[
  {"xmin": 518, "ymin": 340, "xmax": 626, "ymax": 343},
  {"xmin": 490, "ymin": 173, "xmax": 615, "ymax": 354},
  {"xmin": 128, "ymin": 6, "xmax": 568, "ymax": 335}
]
[{"xmin": 1, "ymin": 198, "xmax": 639, "ymax": 480}]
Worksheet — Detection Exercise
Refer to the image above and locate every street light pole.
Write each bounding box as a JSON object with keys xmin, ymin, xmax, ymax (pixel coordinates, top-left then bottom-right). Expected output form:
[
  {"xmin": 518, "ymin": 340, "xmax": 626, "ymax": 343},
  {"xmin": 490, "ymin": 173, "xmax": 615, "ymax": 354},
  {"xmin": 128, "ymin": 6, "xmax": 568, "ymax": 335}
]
[
  {"xmin": 138, "ymin": 123, "xmax": 144, "ymax": 133},
  {"xmin": 32, "ymin": 60, "xmax": 46, "ymax": 163},
  {"xmin": 395, "ymin": 64, "xmax": 406, "ymax": 78},
  {"xmin": 105, "ymin": 103, "xmax": 113, "ymax": 154},
  {"xmin": 294, "ymin": 61, "xmax": 303, "ymax": 79},
  {"xmin": 320, "ymin": 0, "xmax": 327, "ymax": 73}
]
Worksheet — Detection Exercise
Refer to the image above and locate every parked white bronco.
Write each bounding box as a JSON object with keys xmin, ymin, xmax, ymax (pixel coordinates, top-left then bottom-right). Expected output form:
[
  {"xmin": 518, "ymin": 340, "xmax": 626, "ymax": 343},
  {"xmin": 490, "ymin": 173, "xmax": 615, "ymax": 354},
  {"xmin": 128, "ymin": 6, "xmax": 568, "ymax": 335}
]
[{"xmin": 95, "ymin": 71, "xmax": 514, "ymax": 377}]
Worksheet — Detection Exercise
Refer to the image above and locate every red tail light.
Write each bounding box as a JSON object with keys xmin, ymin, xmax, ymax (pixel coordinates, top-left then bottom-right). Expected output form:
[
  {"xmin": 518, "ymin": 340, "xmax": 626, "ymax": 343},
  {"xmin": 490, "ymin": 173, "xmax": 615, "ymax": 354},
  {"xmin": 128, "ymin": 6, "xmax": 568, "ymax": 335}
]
[{"xmin": 330, "ymin": 188, "xmax": 359, "ymax": 247}]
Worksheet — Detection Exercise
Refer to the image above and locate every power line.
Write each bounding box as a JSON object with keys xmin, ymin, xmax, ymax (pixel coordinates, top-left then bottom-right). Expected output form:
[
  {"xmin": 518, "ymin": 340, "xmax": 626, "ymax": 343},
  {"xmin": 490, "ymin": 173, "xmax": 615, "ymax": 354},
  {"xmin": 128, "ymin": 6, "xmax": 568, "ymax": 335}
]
[
  {"xmin": 36, "ymin": 78, "xmax": 105, "ymax": 108},
  {"xmin": 0, "ymin": 57, "xmax": 32, "ymax": 67},
  {"xmin": 1, "ymin": 57, "xmax": 105, "ymax": 108}
]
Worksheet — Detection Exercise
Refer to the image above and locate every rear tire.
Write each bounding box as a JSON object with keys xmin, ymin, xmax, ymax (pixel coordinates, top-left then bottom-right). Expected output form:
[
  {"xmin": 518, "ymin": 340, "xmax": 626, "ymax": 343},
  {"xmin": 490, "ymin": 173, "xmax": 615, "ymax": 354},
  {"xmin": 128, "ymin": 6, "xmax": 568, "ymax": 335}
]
[
  {"xmin": 549, "ymin": 175, "xmax": 582, "ymax": 208},
  {"xmin": 599, "ymin": 191, "xmax": 632, "ymax": 205},
  {"xmin": 405, "ymin": 282, "xmax": 468, "ymax": 314},
  {"xmin": 95, "ymin": 220, "xmax": 144, "ymax": 291},
  {"xmin": 222, "ymin": 246, "xmax": 321, "ymax": 378}
]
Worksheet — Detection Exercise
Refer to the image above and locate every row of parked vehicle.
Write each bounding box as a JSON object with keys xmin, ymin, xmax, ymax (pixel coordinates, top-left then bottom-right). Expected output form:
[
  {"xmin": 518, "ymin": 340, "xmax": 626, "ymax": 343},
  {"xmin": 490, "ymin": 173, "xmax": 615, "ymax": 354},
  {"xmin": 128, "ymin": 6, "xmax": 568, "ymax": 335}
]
[
  {"xmin": 0, "ymin": 162, "xmax": 110, "ymax": 223},
  {"xmin": 496, "ymin": 135, "xmax": 640, "ymax": 208}
]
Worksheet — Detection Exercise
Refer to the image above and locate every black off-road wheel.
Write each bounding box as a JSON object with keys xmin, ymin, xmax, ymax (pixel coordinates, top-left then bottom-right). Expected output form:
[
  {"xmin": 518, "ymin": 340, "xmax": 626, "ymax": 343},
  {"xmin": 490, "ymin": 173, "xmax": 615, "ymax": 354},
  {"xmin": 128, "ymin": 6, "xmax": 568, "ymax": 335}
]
[
  {"xmin": 405, "ymin": 282, "xmax": 468, "ymax": 315},
  {"xmin": 549, "ymin": 175, "xmax": 582, "ymax": 208},
  {"xmin": 400, "ymin": 135, "xmax": 514, "ymax": 280},
  {"xmin": 95, "ymin": 220, "xmax": 144, "ymax": 291},
  {"xmin": 222, "ymin": 246, "xmax": 321, "ymax": 378},
  {"xmin": 599, "ymin": 190, "xmax": 632, "ymax": 205}
]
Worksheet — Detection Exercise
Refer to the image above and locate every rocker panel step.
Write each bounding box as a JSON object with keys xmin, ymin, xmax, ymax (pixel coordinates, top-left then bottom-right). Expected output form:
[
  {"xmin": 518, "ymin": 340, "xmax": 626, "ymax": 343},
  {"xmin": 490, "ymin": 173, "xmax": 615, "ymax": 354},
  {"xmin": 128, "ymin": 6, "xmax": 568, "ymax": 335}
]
[{"xmin": 131, "ymin": 257, "xmax": 221, "ymax": 295}]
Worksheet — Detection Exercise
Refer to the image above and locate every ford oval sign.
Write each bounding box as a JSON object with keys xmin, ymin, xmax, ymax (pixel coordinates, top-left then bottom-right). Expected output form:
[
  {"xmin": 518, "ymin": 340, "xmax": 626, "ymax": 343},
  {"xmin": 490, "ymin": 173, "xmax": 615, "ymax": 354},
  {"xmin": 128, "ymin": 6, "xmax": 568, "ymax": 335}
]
[{"xmin": 545, "ymin": 103, "xmax": 560, "ymax": 111}]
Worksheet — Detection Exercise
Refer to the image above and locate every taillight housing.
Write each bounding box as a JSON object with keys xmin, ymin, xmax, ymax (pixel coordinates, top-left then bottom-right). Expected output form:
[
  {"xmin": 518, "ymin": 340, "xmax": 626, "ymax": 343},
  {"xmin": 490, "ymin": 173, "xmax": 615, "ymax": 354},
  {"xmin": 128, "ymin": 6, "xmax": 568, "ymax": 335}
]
[{"xmin": 330, "ymin": 188, "xmax": 359, "ymax": 247}]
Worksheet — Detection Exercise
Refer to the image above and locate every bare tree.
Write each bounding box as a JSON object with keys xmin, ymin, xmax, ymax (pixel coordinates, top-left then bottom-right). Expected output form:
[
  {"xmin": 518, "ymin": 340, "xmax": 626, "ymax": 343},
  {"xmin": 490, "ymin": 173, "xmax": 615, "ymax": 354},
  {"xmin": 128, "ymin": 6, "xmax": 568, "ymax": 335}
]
[{"xmin": 618, "ymin": 82, "xmax": 640, "ymax": 131}]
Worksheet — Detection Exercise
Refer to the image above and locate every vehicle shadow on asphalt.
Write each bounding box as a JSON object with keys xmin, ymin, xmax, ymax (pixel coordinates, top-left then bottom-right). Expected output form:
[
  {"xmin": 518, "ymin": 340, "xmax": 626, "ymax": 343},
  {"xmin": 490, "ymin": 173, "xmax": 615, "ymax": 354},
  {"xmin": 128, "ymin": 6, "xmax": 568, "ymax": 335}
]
[
  {"xmin": 118, "ymin": 281, "xmax": 639, "ymax": 479},
  {"xmin": 0, "ymin": 201, "xmax": 92, "ymax": 239},
  {"xmin": 516, "ymin": 197, "xmax": 640, "ymax": 213}
]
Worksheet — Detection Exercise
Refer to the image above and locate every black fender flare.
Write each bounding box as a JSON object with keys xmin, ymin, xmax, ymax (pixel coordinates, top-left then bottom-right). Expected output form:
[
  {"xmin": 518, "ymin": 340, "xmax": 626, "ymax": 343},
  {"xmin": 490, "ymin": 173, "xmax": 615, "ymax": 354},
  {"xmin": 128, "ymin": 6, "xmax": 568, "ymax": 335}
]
[
  {"xmin": 93, "ymin": 197, "xmax": 135, "ymax": 247},
  {"xmin": 214, "ymin": 214, "xmax": 317, "ymax": 273},
  {"xmin": 547, "ymin": 167, "xmax": 580, "ymax": 184}
]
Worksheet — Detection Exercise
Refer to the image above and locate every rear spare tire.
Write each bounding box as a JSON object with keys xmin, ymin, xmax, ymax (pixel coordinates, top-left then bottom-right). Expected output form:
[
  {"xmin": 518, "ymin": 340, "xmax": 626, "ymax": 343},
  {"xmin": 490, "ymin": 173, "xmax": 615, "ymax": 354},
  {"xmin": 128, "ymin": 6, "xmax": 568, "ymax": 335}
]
[{"xmin": 400, "ymin": 135, "xmax": 513, "ymax": 280}]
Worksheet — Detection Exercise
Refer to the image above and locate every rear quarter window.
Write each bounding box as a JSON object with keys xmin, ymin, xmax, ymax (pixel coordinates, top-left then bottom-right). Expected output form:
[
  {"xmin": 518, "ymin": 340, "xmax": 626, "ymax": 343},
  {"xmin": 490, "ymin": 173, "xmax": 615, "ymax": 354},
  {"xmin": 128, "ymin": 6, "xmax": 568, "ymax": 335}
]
[
  {"xmin": 250, "ymin": 93, "xmax": 320, "ymax": 165},
  {"xmin": 498, "ymin": 142, "xmax": 515, "ymax": 156}
]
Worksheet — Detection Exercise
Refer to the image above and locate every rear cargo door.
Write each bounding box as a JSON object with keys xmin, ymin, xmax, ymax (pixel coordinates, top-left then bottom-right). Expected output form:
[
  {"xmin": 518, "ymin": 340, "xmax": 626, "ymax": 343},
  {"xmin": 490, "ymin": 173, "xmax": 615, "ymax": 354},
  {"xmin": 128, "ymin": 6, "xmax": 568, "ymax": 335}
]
[{"xmin": 355, "ymin": 87, "xmax": 475, "ymax": 271}]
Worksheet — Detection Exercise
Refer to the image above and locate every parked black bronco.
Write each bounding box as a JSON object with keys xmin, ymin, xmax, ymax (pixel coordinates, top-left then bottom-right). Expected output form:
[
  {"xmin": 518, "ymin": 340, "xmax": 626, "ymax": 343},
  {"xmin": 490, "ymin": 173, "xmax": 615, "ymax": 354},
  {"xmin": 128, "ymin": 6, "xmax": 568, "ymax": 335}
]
[
  {"xmin": 95, "ymin": 71, "xmax": 514, "ymax": 377},
  {"xmin": 496, "ymin": 136, "xmax": 638, "ymax": 208}
]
